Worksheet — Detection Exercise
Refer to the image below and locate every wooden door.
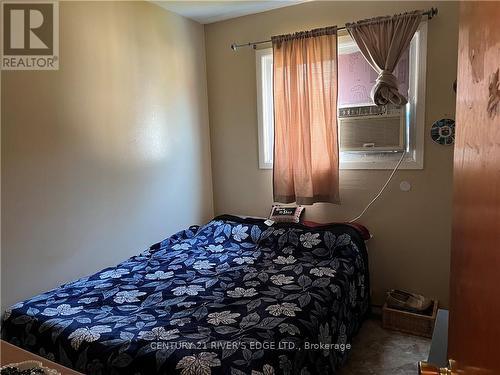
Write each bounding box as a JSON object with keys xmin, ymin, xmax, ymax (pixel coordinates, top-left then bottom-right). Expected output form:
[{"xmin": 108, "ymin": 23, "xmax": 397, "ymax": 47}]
[{"xmin": 448, "ymin": 2, "xmax": 500, "ymax": 374}]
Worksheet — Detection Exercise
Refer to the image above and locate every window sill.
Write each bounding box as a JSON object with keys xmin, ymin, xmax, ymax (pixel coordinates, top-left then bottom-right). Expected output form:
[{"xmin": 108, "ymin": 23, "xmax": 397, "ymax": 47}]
[
  {"xmin": 340, "ymin": 160, "xmax": 423, "ymax": 170},
  {"xmin": 340, "ymin": 151, "xmax": 423, "ymax": 170},
  {"xmin": 259, "ymin": 155, "xmax": 423, "ymax": 170}
]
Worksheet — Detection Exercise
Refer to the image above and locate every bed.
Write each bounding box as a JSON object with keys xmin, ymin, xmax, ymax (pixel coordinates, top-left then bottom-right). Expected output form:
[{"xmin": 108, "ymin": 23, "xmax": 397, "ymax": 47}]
[{"xmin": 2, "ymin": 215, "xmax": 370, "ymax": 375}]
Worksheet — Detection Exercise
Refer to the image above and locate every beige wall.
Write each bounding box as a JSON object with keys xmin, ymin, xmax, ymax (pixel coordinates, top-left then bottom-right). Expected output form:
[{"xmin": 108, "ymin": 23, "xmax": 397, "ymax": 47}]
[
  {"xmin": 1, "ymin": 1, "xmax": 213, "ymax": 309},
  {"xmin": 205, "ymin": 1, "xmax": 458, "ymax": 307}
]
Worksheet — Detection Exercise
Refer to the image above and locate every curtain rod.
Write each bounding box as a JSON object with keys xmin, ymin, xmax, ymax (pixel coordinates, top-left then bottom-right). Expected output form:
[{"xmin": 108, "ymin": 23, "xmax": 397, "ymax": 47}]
[{"xmin": 230, "ymin": 7, "xmax": 437, "ymax": 51}]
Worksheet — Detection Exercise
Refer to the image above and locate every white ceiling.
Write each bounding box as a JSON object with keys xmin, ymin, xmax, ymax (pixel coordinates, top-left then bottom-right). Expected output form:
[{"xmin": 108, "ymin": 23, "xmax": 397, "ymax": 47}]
[{"xmin": 153, "ymin": 1, "xmax": 306, "ymax": 24}]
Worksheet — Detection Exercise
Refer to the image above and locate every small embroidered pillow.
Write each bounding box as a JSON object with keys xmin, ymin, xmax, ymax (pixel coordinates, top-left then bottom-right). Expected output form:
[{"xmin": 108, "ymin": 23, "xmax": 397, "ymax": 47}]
[{"xmin": 269, "ymin": 205, "xmax": 304, "ymax": 223}]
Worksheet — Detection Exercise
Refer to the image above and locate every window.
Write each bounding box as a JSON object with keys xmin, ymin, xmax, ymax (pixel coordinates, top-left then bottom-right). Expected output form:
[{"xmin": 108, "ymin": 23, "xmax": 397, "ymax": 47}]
[
  {"xmin": 256, "ymin": 23, "xmax": 427, "ymax": 170},
  {"xmin": 256, "ymin": 49, "xmax": 274, "ymax": 169}
]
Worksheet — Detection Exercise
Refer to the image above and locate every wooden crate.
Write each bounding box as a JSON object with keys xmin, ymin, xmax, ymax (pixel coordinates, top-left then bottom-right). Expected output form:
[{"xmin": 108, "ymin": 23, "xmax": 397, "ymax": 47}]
[{"xmin": 382, "ymin": 300, "xmax": 438, "ymax": 338}]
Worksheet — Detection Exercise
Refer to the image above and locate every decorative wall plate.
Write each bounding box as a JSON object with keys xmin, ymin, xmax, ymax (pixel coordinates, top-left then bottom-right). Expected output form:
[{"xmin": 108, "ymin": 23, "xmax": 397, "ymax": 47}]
[{"xmin": 431, "ymin": 118, "xmax": 455, "ymax": 145}]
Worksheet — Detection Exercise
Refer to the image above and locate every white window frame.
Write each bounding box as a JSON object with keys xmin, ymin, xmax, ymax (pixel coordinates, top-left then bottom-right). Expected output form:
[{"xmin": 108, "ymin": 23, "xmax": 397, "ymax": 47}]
[
  {"xmin": 256, "ymin": 49, "xmax": 274, "ymax": 169},
  {"xmin": 256, "ymin": 22, "xmax": 428, "ymax": 170}
]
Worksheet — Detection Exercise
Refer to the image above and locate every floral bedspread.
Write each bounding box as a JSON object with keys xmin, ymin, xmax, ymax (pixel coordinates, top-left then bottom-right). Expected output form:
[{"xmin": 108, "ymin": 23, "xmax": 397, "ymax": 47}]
[{"xmin": 2, "ymin": 215, "xmax": 369, "ymax": 375}]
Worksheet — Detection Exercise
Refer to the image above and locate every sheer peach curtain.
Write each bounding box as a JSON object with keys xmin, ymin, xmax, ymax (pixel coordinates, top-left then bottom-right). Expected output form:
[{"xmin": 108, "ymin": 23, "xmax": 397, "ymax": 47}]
[
  {"xmin": 346, "ymin": 11, "xmax": 422, "ymax": 105},
  {"xmin": 272, "ymin": 27, "xmax": 340, "ymax": 205}
]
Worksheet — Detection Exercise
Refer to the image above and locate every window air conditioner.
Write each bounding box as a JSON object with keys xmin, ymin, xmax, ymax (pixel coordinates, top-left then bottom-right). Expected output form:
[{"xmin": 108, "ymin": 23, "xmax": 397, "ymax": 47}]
[{"xmin": 338, "ymin": 104, "xmax": 405, "ymax": 152}]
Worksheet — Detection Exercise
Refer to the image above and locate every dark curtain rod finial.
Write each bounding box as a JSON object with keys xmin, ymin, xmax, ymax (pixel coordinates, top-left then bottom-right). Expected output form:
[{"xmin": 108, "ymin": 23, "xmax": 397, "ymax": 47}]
[
  {"xmin": 230, "ymin": 43, "xmax": 257, "ymax": 50},
  {"xmin": 429, "ymin": 7, "xmax": 438, "ymax": 19},
  {"xmin": 230, "ymin": 7, "xmax": 438, "ymax": 51}
]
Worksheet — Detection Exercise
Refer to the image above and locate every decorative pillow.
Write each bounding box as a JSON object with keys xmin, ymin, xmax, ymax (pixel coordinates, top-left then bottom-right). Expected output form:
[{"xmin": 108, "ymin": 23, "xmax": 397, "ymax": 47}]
[{"xmin": 269, "ymin": 205, "xmax": 304, "ymax": 223}]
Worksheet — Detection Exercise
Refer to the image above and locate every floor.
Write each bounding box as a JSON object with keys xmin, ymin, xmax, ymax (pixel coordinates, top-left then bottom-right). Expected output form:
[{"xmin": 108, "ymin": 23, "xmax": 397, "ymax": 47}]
[{"xmin": 338, "ymin": 319, "xmax": 431, "ymax": 375}]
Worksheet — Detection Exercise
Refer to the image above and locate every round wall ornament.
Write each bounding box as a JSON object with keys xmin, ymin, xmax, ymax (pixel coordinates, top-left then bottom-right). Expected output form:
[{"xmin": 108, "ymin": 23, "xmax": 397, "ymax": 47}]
[{"xmin": 431, "ymin": 118, "xmax": 455, "ymax": 145}]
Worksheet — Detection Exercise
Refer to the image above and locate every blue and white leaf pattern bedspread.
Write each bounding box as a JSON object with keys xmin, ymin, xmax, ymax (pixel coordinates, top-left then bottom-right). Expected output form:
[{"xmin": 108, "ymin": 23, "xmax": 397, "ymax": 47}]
[{"xmin": 2, "ymin": 215, "xmax": 369, "ymax": 375}]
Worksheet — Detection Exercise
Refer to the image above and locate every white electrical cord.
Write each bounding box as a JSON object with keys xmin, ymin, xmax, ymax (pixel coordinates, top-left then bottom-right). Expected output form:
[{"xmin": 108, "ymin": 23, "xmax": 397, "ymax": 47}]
[{"xmin": 348, "ymin": 151, "xmax": 406, "ymax": 223}]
